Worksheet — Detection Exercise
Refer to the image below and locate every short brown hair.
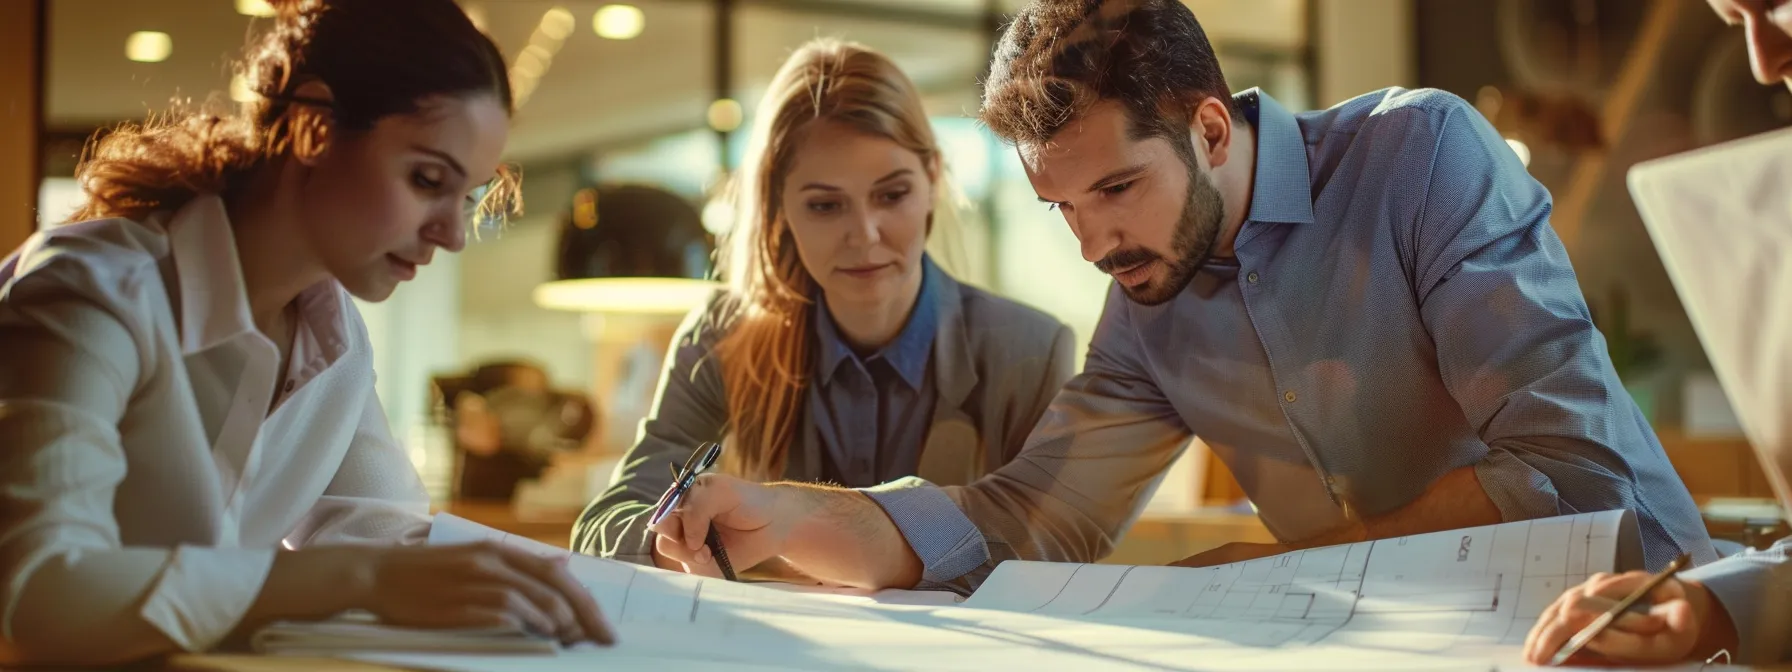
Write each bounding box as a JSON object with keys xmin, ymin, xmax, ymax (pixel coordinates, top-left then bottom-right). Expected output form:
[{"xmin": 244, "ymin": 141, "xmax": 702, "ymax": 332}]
[{"xmin": 980, "ymin": 0, "xmax": 1237, "ymax": 152}]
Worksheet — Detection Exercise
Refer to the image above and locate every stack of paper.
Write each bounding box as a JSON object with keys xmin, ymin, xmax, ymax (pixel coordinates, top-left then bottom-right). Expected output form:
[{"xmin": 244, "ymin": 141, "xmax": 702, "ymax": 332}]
[{"xmin": 252, "ymin": 611, "xmax": 555, "ymax": 655}]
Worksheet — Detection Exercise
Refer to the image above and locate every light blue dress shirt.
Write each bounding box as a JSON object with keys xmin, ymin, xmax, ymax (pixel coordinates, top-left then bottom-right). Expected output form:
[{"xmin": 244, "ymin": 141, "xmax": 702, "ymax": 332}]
[
  {"xmin": 862, "ymin": 87, "xmax": 1716, "ymax": 589},
  {"xmin": 1682, "ymin": 536, "xmax": 1791, "ymax": 663}
]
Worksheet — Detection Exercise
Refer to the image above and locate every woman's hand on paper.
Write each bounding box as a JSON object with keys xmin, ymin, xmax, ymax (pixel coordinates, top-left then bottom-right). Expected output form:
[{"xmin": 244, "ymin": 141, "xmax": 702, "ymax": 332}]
[
  {"xmin": 1521, "ymin": 571, "xmax": 1734, "ymax": 666},
  {"xmin": 355, "ymin": 542, "xmax": 615, "ymax": 646},
  {"xmin": 649, "ymin": 472, "xmax": 793, "ymax": 578}
]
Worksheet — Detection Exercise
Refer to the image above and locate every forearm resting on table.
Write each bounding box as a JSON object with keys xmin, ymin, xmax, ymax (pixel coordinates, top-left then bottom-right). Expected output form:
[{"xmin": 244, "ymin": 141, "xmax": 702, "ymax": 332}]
[
  {"xmin": 778, "ymin": 484, "xmax": 923, "ymax": 590},
  {"xmin": 2, "ymin": 547, "xmax": 362, "ymax": 666},
  {"xmin": 1297, "ymin": 465, "xmax": 1503, "ymax": 549}
]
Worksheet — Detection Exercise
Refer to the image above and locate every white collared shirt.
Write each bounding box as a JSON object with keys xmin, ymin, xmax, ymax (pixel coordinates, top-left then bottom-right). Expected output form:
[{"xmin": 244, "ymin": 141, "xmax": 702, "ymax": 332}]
[{"xmin": 0, "ymin": 196, "xmax": 430, "ymax": 666}]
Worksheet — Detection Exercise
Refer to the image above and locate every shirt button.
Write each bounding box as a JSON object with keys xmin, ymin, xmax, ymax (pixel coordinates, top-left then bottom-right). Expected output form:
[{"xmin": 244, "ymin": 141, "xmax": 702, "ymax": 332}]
[
  {"xmin": 1246, "ymin": 271, "xmax": 1260, "ymax": 284},
  {"xmin": 284, "ymin": 381, "xmax": 295, "ymax": 393},
  {"xmin": 1283, "ymin": 390, "xmax": 1297, "ymax": 403}
]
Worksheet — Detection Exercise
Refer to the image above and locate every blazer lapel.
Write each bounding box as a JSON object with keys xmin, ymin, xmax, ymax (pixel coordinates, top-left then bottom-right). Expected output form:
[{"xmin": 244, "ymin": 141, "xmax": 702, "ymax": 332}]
[{"xmin": 915, "ymin": 272, "xmax": 983, "ymax": 487}]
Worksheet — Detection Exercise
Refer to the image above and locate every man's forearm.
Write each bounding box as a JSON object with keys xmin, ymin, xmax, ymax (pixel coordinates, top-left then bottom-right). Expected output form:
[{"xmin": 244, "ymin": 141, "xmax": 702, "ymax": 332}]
[
  {"xmin": 1296, "ymin": 465, "xmax": 1503, "ymax": 549},
  {"xmin": 775, "ymin": 484, "xmax": 923, "ymax": 589}
]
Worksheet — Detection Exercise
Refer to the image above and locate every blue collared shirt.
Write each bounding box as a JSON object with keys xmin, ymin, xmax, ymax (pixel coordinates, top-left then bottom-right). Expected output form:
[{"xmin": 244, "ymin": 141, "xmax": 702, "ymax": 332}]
[
  {"xmin": 811, "ymin": 256, "xmax": 942, "ymax": 486},
  {"xmin": 872, "ymin": 87, "xmax": 1715, "ymax": 588}
]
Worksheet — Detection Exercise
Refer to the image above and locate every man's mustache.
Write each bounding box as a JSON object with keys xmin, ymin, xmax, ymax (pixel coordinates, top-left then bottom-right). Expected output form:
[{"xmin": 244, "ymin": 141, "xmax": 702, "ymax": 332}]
[{"xmin": 1094, "ymin": 248, "xmax": 1160, "ymax": 274}]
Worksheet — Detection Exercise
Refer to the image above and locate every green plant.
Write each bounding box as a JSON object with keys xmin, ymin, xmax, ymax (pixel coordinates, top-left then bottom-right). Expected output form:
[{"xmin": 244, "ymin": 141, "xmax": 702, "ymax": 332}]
[{"xmin": 1591, "ymin": 285, "xmax": 1662, "ymax": 382}]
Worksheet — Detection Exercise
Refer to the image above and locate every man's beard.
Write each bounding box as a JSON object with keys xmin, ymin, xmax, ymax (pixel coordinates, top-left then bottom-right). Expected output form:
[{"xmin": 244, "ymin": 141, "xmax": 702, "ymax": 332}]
[{"xmin": 1096, "ymin": 155, "xmax": 1226, "ymax": 306}]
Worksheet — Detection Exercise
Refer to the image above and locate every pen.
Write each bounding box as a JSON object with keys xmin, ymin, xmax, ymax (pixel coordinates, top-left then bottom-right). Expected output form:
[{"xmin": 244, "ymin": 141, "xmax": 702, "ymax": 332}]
[
  {"xmin": 649, "ymin": 441, "xmax": 737, "ymax": 582},
  {"xmin": 1547, "ymin": 553, "xmax": 1692, "ymax": 666}
]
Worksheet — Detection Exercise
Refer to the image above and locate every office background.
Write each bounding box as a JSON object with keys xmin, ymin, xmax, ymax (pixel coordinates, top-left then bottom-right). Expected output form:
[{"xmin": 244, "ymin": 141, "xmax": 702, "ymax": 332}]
[{"xmin": 1, "ymin": 0, "xmax": 1784, "ymax": 561}]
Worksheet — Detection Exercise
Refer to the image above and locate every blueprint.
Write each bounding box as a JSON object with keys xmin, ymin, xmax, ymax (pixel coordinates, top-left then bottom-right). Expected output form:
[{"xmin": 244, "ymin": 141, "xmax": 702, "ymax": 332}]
[{"xmin": 340, "ymin": 510, "xmax": 1644, "ymax": 671}]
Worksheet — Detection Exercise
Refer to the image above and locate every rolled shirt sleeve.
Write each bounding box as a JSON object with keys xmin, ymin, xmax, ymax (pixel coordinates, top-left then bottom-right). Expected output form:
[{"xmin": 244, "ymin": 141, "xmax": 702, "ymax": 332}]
[
  {"xmin": 1681, "ymin": 537, "xmax": 1792, "ymax": 664},
  {"xmin": 860, "ymin": 480, "xmax": 989, "ymax": 590}
]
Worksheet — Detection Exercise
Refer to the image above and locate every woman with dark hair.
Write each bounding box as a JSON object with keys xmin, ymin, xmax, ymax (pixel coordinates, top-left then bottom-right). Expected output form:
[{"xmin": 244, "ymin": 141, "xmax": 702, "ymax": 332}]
[{"xmin": 0, "ymin": 0, "xmax": 608, "ymax": 665}]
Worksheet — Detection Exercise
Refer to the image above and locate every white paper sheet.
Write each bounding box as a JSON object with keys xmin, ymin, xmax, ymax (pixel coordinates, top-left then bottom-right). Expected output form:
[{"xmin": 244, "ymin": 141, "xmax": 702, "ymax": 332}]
[
  {"xmin": 1629, "ymin": 126, "xmax": 1792, "ymax": 515},
  {"xmin": 344, "ymin": 511, "xmax": 1639, "ymax": 671}
]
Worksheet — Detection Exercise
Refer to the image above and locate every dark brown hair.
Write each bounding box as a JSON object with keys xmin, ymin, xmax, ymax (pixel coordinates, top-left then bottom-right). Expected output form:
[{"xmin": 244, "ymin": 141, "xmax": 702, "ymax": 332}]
[
  {"xmin": 980, "ymin": 0, "xmax": 1237, "ymax": 153},
  {"xmin": 69, "ymin": 0, "xmax": 517, "ymax": 224}
]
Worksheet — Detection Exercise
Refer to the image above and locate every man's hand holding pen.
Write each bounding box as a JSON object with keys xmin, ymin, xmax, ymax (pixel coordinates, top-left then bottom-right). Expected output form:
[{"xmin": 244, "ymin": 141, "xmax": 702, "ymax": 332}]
[{"xmin": 648, "ymin": 473, "xmax": 792, "ymax": 578}]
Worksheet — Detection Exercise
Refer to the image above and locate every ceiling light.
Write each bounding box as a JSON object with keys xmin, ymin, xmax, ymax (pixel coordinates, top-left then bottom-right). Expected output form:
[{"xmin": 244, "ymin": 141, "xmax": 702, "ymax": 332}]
[
  {"xmin": 541, "ymin": 7, "xmax": 576, "ymax": 41},
  {"xmin": 707, "ymin": 98, "xmax": 743, "ymax": 132},
  {"xmin": 1505, "ymin": 138, "xmax": 1532, "ymax": 168},
  {"xmin": 125, "ymin": 31, "xmax": 172, "ymax": 63},
  {"xmin": 235, "ymin": 0, "xmax": 276, "ymax": 17},
  {"xmin": 534, "ymin": 278, "xmax": 718, "ymax": 315},
  {"xmin": 229, "ymin": 74, "xmax": 256, "ymax": 103},
  {"xmin": 593, "ymin": 5, "xmax": 645, "ymax": 40}
]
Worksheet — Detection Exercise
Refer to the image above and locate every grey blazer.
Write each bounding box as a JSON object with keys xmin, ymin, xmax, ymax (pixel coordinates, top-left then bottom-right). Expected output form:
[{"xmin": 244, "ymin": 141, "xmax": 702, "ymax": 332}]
[{"xmin": 571, "ymin": 270, "xmax": 1075, "ymax": 565}]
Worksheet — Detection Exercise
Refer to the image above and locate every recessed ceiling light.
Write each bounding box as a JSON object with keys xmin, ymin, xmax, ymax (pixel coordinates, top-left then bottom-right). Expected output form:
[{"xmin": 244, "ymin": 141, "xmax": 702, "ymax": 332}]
[
  {"xmin": 235, "ymin": 0, "xmax": 275, "ymax": 17},
  {"xmin": 593, "ymin": 5, "xmax": 645, "ymax": 40},
  {"xmin": 126, "ymin": 31, "xmax": 172, "ymax": 63}
]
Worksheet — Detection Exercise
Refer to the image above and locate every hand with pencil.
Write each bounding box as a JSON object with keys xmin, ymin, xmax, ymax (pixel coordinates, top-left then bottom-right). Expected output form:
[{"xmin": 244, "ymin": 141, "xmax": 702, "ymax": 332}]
[
  {"xmin": 648, "ymin": 442, "xmax": 791, "ymax": 581},
  {"xmin": 1523, "ymin": 557, "xmax": 1740, "ymax": 666}
]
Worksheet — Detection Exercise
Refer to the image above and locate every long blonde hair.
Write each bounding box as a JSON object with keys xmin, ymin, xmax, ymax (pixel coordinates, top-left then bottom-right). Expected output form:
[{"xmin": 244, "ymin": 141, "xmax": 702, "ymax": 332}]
[{"xmin": 711, "ymin": 38, "xmax": 945, "ymax": 480}]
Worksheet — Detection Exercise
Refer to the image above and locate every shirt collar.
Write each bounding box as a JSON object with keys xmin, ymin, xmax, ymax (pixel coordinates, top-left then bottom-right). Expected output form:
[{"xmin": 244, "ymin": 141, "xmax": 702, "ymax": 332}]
[
  {"xmin": 1236, "ymin": 88, "xmax": 1317, "ymax": 226},
  {"xmin": 813, "ymin": 254, "xmax": 941, "ymax": 390},
  {"xmin": 163, "ymin": 195, "xmax": 259, "ymax": 355},
  {"xmin": 163, "ymin": 194, "xmax": 352, "ymax": 365}
]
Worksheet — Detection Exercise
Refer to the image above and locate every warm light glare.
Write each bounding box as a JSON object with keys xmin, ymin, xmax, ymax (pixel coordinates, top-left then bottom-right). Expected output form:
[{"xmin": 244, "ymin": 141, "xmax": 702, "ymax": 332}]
[
  {"xmin": 235, "ymin": 0, "xmax": 275, "ymax": 17},
  {"xmin": 514, "ymin": 51, "xmax": 547, "ymax": 80},
  {"xmin": 464, "ymin": 3, "xmax": 488, "ymax": 31},
  {"xmin": 125, "ymin": 31, "xmax": 172, "ymax": 63},
  {"xmin": 229, "ymin": 74, "xmax": 255, "ymax": 103},
  {"xmin": 524, "ymin": 44, "xmax": 555, "ymax": 65},
  {"xmin": 701, "ymin": 199, "xmax": 735, "ymax": 235},
  {"xmin": 1505, "ymin": 138, "xmax": 1532, "ymax": 168},
  {"xmin": 542, "ymin": 7, "xmax": 576, "ymax": 40},
  {"xmin": 593, "ymin": 5, "xmax": 645, "ymax": 40},
  {"xmin": 534, "ymin": 278, "xmax": 719, "ymax": 315},
  {"xmin": 707, "ymin": 98, "xmax": 744, "ymax": 132}
]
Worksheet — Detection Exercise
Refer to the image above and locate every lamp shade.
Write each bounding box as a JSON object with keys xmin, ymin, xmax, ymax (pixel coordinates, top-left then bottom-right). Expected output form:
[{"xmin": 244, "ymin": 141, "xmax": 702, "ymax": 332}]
[{"xmin": 534, "ymin": 183, "xmax": 718, "ymax": 315}]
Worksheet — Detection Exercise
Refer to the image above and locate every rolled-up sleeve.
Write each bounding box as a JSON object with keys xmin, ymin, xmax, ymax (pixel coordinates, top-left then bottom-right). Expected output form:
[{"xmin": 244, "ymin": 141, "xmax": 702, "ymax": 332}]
[
  {"xmin": 861, "ymin": 480, "xmax": 988, "ymax": 589},
  {"xmin": 1403, "ymin": 100, "xmax": 1711, "ymax": 569},
  {"xmin": 0, "ymin": 268, "xmax": 273, "ymax": 666},
  {"xmin": 1681, "ymin": 537, "xmax": 1792, "ymax": 664},
  {"xmin": 572, "ymin": 301, "xmax": 728, "ymax": 564},
  {"xmin": 869, "ymin": 287, "xmax": 1192, "ymax": 591}
]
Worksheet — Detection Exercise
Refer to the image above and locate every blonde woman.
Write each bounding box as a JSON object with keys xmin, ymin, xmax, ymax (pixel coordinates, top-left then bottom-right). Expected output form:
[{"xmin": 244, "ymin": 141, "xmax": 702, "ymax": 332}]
[{"xmin": 572, "ymin": 38, "xmax": 1074, "ymax": 581}]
